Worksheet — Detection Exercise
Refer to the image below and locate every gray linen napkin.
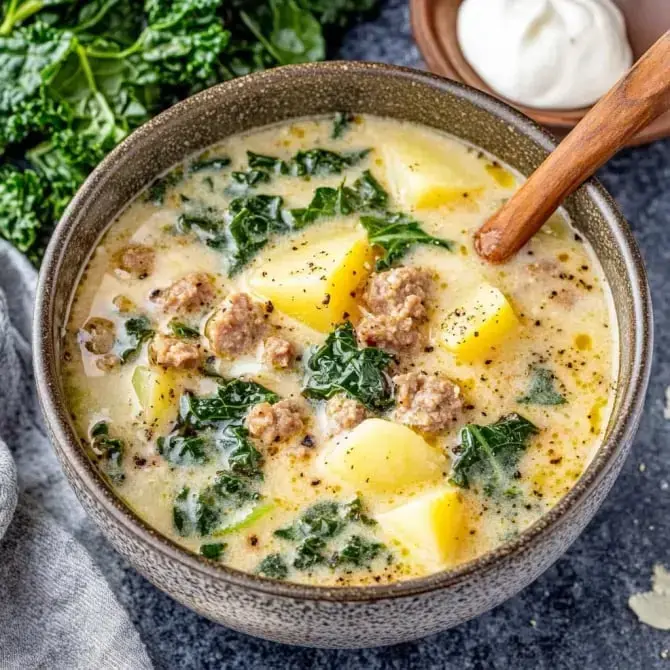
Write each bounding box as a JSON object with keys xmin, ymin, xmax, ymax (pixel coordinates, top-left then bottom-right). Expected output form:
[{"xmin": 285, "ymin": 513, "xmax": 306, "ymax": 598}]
[{"xmin": 0, "ymin": 241, "xmax": 152, "ymax": 670}]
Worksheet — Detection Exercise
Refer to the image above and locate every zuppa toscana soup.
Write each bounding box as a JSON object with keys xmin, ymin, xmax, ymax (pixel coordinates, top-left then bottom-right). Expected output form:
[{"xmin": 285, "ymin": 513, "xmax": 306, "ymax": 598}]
[{"xmin": 63, "ymin": 115, "xmax": 617, "ymax": 586}]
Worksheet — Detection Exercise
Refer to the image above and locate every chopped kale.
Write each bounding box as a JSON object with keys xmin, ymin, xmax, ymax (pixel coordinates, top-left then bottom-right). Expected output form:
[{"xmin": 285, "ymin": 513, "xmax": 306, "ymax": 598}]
[
  {"xmin": 147, "ymin": 170, "xmax": 183, "ymax": 205},
  {"xmin": 291, "ymin": 170, "xmax": 388, "ymax": 227},
  {"xmin": 176, "ymin": 212, "xmax": 227, "ymax": 249},
  {"xmin": 189, "ymin": 157, "xmax": 231, "ymax": 173},
  {"xmin": 292, "ymin": 148, "xmax": 369, "ymax": 177},
  {"xmin": 169, "ymin": 320, "xmax": 200, "ymax": 339},
  {"xmin": 293, "ymin": 536, "xmax": 327, "ymax": 569},
  {"xmin": 450, "ymin": 413, "xmax": 539, "ymax": 497},
  {"xmin": 157, "ymin": 434, "xmax": 208, "ymax": 466},
  {"xmin": 517, "ymin": 367, "xmax": 567, "ymax": 406},
  {"xmin": 118, "ymin": 315, "xmax": 154, "ymax": 363},
  {"xmin": 200, "ymin": 542, "xmax": 227, "ymax": 560},
  {"xmin": 227, "ymin": 194, "xmax": 290, "ymax": 274},
  {"xmin": 90, "ymin": 421, "xmax": 125, "ymax": 485},
  {"xmin": 330, "ymin": 535, "xmax": 385, "ymax": 567},
  {"xmin": 332, "ymin": 111, "xmax": 354, "ymax": 139},
  {"xmin": 180, "ymin": 380, "xmax": 279, "ymax": 428},
  {"xmin": 257, "ymin": 553, "xmax": 289, "ymax": 580},
  {"xmin": 360, "ymin": 212, "xmax": 454, "ymax": 271},
  {"xmin": 247, "ymin": 151, "xmax": 289, "ymax": 175},
  {"xmin": 302, "ymin": 322, "xmax": 394, "ymax": 411}
]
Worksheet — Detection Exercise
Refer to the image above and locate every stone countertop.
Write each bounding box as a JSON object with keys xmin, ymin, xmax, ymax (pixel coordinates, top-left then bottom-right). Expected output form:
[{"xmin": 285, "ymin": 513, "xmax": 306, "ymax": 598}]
[{"xmin": 107, "ymin": 2, "xmax": 670, "ymax": 667}]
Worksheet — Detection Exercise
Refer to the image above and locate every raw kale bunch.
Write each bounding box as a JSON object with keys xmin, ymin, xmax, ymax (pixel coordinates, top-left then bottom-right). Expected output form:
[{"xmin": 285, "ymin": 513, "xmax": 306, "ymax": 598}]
[{"xmin": 0, "ymin": 0, "xmax": 377, "ymax": 263}]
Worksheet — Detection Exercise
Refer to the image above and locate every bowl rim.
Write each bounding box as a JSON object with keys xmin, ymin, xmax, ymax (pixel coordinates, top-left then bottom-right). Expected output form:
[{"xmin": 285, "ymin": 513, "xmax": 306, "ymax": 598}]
[{"xmin": 34, "ymin": 60, "xmax": 653, "ymax": 603}]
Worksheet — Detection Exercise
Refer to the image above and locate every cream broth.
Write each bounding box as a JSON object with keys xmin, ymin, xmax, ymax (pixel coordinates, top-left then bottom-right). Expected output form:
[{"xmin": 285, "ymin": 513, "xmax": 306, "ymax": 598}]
[{"xmin": 63, "ymin": 115, "xmax": 617, "ymax": 586}]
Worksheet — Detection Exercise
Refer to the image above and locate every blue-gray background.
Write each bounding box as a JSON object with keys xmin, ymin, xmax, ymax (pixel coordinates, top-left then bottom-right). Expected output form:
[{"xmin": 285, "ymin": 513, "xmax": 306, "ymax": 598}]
[{"xmin": 97, "ymin": 2, "xmax": 670, "ymax": 667}]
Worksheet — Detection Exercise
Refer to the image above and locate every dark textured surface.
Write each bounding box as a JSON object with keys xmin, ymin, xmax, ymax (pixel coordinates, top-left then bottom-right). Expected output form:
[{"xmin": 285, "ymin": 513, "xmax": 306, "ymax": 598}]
[{"xmin": 90, "ymin": 1, "xmax": 670, "ymax": 667}]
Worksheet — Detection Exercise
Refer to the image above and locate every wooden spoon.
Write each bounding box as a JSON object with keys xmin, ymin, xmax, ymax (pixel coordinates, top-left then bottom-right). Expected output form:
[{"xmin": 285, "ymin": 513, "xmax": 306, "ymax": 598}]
[{"xmin": 474, "ymin": 30, "xmax": 670, "ymax": 264}]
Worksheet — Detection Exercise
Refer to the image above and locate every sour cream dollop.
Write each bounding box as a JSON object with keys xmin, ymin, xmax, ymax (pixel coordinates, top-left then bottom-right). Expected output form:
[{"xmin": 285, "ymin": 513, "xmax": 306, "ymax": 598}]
[{"xmin": 457, "ymin": 0, "xmax": 633, "ymax": 109}]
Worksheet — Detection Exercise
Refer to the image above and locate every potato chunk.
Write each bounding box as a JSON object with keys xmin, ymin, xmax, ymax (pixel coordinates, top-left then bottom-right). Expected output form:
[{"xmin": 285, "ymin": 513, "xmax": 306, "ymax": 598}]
[
  {"xmin": 248, "ymin": 228, "xmax": 374, "ymax": 332},
  {"xmin": 441, "ymin": 284, "xmax": 518, "ymax": 360},
  {"xmin": 380, "ymin": 134, "xmax": 489, "ymax": 210},
  {"xmin": 377, "ymin": 487, "xmax": 467, "ymax": 567},
  {"xmin": 320, "ymin": 418, "xmax": 447, "ymax": 494},
  {"xmin": 132, "ymin": 365, "xmax": 182, "ymax": 429}
]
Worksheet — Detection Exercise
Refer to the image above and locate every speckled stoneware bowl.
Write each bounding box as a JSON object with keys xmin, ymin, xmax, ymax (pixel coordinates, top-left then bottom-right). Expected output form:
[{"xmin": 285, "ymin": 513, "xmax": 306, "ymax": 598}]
[{"xmin": 34, "ymin": 62, "xmax": 653, "ymax": 648}]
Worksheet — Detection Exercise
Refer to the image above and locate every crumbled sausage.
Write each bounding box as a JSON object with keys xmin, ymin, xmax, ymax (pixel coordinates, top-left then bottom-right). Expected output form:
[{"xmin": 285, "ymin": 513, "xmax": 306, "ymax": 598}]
[
  {"xmin": 357, "ymin": 266, "xmax": 432, "ymax": 352},
  {"xmin": 393, "ymin": 371, "xmax": 462, "ymax": 433},
  {"xmin": 115, "ymin": 244, "xmax": 155, "ymax": 278},
  {"xmin": 326, "ymin": 395, "xmax": 367, "ymax": 434},
  {"xmin": 245, "ymin": 399, "xmax": 305, "ymax": 445},
  {"xmin": 357, "ymin": 313, "xmax": 420, "ymax": 352},
  {"xmin": 95, "ymin": 353, "xmax": 121, "ymax": 372},
  {"xmin": 151, "ymin": 333, "xmax": 201, "ymax": 369},
  {"xmin": 80, "ymin": 317, "xmax": 116, "ymax": 355},
  {"xmin": 364, "ymin": 266, "xmax": 431, "ymax": 319},
  {"xmin": 262, "ymin": 337, "xmax": 295, "ymax": 369},
  {"xmin": 153, "ymin": 272, "xmax": 215, "ymax": 314},
  {"xmin": 206, "ymin": 293, "xmax": 266, "ymax": 358}
]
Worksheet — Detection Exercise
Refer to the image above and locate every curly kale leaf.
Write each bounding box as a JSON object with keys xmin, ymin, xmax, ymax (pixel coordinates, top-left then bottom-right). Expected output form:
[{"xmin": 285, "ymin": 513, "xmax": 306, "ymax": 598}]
[
  {"xmin": 517, "ymin": 367, "xmax": 567, "ymax": 406},
  {"xmin": 302, "ymin": 321, "xmax": 393, "ymax": 411},
  {"xmin": 360, "ymin": 212, "xmax": 454, "ymax": 271},
  {"xmin": 450, "ymin": 413, "xmax": 539, "ymax": 497}
]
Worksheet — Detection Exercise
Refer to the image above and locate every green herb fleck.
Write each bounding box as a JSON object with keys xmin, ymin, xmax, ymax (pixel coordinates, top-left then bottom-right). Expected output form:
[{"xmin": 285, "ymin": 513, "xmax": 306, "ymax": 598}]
[
  {"xmin": 257, "ymin": 553, "xmax": 288, "ymax": 580},
  {"xmin": 200, "ymin": 542, "xmax": 227, "ymax": 560}
]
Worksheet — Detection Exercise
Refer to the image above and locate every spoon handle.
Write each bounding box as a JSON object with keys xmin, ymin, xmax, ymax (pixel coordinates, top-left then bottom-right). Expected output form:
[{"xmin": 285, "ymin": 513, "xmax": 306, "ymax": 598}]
[{"xmin": 475, "ymin": 30, "xmax": 670, "ymax": 264}]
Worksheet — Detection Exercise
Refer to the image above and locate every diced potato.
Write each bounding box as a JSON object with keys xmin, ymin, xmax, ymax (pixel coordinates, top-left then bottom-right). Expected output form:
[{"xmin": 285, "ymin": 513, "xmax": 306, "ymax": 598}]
[
  {"xmin": 377, "ymin": 487, "xmax": 467, "ymax": 567},
  {"xmin": 248, "ymin": 228, "xmax": 374, "ymax": 332},
  {"xmin": 441, "ymin": 284, "xmax": 518, "ymax": 360},
  {"xmin": 132, "ymin": 365, "xmax": 182, "ymax": 429},
  {"xmin": 380, "ymin": 134, "xmax": 490, "ymax": 210},
  {"xmin": 320, "ymin": 418, "xmax": 447, "ymax": 494}
]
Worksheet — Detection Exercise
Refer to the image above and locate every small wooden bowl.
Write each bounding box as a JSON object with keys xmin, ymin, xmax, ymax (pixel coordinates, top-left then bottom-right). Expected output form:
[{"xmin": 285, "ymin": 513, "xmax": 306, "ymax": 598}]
[{"xmin": 411, "ymin": 0, "xmax": 670, "ymax": 145}]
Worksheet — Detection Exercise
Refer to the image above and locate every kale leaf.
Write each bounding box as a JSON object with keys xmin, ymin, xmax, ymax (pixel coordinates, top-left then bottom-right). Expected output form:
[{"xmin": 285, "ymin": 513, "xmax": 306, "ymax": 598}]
[
  {"xmin": 179, "ymin": 379, "xmax": 279, "ymax": 427},
  {"xmin": 157, "ymin": 434, "xmax": 208, "ymax": 466},
  {"xmin": 118, "ymin": 315, "xmax": 154, "ymax": 363},
  {"xmin": 169, "ymin": 320, "xmax": 200, "ymax": 339},
  {"xmin": 200, "ymin": 542, "xmax": 226, "ymax": 560},
  {"xmin": 227, "ymin": 194, "xmax": 290, "ymax": 274},
  {"xmin": 331, "ymin": 111, "xmax": 353, "ymax": 139},
  {"xmin": 189, "ymin": 156, "xmax": 231, "ymax": 172},
  {"xmin": 90, "ymin": 421, "xmax": 125, "ymax": 484},
  {"xmin": 450, "ymin": 413, "xmax": 539, "ymax": 496},
  {"xmin": 0, "ymin": 1, "xmax": 377, "ymax": 264},
  {"xmin": 330, "ymin": 535, "xmax": 384, "ymax": 567},
  {"xmin": 257, "ymin": 553, "xmax": 288, "ymax": 579},
  {"xmin": 291, "ymin": 170, "xmax": 387, "ymax": 227},
  {"xmin": 273, "ymin": 497, "xmax": 383, "ymax": 573},
  {"xmin": 176, "ymin": 210, "xmax": 227, "ymax": 249},
  {"xmin": 360, "ymin": 212, "xmax": 454, "ymax": 271},
  {"xmin": 292, "ymin": 147, "xmax": 369, "ymax": 176},
  {"xmin": 517, "ymin": 367, "xmax": 567, "ymax": 406},
  {"xmin": 302, "ymin": 321, "xmax": 393, "ymax": 411}
]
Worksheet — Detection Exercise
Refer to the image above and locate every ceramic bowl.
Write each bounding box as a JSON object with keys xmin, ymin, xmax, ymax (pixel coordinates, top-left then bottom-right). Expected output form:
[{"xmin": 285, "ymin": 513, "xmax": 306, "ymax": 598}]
[{"xmin": 33, "ymin": 62, "xmax": 652, "ymax": 648}]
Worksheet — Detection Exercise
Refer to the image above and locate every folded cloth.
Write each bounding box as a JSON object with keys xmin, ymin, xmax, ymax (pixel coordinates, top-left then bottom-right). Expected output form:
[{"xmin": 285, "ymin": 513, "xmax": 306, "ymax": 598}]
[{"xmin": 0, "ymin": 242, "xmax": 152, "ymax": 670}]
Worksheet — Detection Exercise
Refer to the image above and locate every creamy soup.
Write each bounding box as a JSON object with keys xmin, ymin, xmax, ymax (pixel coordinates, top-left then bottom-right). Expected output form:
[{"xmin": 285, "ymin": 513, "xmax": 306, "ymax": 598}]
[{"xmin": 63, "ymin": 115, "xmax": 617, "ymax": 586}]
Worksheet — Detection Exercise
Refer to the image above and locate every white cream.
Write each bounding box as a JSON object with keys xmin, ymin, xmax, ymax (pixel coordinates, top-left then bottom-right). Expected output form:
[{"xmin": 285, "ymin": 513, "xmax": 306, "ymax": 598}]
[{"xmin": 457, "ymin": 0, "xmax": 633, "ymax": 109}]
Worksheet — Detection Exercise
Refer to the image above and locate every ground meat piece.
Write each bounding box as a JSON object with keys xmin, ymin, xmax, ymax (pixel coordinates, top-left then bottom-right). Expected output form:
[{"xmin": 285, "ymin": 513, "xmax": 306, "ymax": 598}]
[
  {"xmin": 151, "ymin": 333, "xmax": 201, "ymax": 369},
  {"xmin": 115, "ymin": 244, "xmax": 155, "ymax": 278},
  {"xmin": 364, "ymin": 266, "xmax": 432, "ymax": 319},
  {"xmin": 357, "ymin": 313, "xmax": 421, "ymax": 351},
  {"xmin": 245, "ymin": 399, "xmax": 305, "ymax": 445},
  {"xmin": 326, "ymin": 395, "xmax": 367, "ymax": 434},
  {"xmin": 262, "ymin": 337, "xmax": 295, "ymax": 369},
  {"xmin": 153, "ymin": 272, "xmax": 215, "ymax": 314},
  {"xmin": 95, "ymin": 353, "xmax": 121, "ymax": 372},
  {"xmin": 80, "ymin": 317, "xmax": 116, "ymax": 355},
  {"xmin": 206, "ymin": 293, "xmax": 266, "ymax": 357},
  {"xmin": 393, "ymin": 371, "xmax": 462, "ymax": 433},
  {"xmin": 358, "ymin": 266, "xmax": 433, "ymax": 352}
]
